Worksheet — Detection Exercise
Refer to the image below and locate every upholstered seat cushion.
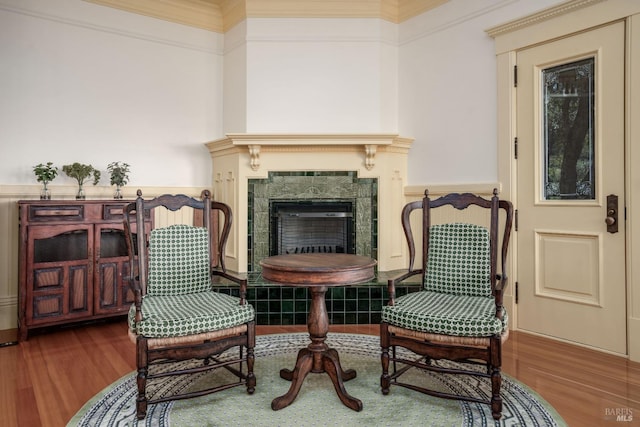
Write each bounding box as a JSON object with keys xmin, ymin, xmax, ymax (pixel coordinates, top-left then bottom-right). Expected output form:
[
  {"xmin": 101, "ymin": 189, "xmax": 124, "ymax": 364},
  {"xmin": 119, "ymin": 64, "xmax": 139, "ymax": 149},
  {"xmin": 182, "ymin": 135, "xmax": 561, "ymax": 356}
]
[
  {"xmin": 129, "ymin": 291, "xmax": 255, "ymax": 338},
  {"xmin": 425, "ymin": 223, "xmax": 491, "ymax": 297},
  {"xmin": 147, "ymin": 224, "xmax": 212, "ymax": 296},
  {"xmin": 381, "ymin": 291, "xmax": 507, "ymax": 337}
]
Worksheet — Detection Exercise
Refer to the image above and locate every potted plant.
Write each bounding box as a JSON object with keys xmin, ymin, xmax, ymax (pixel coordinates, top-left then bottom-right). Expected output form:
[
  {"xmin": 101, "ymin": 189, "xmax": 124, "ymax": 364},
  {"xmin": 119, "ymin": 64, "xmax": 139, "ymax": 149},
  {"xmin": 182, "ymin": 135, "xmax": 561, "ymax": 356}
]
[
  {"xmin": 62, "ymin": 162, "xmax": 101, "ymax": 199},
  {"xmin": 107, "ymin": 161, "xmax": 130, "ymax": 199},
  {"xmin": 33, "ymin": 162, "xmax": 58, "ymax": 199}
]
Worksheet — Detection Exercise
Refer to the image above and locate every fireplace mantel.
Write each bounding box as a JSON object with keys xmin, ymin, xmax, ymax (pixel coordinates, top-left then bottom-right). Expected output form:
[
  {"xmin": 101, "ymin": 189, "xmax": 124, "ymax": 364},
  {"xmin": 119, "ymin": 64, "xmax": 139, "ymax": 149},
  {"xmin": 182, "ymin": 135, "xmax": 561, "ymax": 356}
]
[
  {"xmin": 205, "ymin": 133, "xmax": 413, "ymax": 273},
  {"xmin": 207, "ymin": 133, "xmax": 411, "ymax": 171}
]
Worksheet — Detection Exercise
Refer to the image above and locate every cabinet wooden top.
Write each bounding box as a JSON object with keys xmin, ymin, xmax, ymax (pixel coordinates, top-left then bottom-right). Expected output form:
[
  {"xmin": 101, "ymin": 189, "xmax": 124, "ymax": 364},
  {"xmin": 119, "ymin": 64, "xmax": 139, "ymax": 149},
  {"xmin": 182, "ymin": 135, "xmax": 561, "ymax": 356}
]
[
  {"xmin": 17, "ymin": 200, "xmax": 135, "ymax": 205},
  {"xmin": 18, "ymin": 200, "xmax": 143, "ymax": 224}
]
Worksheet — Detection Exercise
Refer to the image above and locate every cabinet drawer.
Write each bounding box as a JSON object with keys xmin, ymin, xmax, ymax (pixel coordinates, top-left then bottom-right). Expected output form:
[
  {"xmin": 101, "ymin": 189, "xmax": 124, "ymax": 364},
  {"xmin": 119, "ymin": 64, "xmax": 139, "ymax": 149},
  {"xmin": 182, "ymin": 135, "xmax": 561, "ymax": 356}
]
[
  {"xmin": 29, "ymin": 205, "xmax": 84, "ymax": 222},
  {"xmin": 103, "ymin": 203, "xmax": 127, "ymax": 220},
  {"xmin": 103, "ymin": 203, "xmax": 151, "ymax": 221}
]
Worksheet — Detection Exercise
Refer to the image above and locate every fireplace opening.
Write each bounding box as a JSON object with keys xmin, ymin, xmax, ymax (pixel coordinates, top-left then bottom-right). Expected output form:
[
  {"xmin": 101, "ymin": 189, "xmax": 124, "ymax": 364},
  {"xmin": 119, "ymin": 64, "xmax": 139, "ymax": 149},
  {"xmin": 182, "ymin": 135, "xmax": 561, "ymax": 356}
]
[{"xmin": 270, "ymin": 200, "xmax": 355, "ymax": 256}]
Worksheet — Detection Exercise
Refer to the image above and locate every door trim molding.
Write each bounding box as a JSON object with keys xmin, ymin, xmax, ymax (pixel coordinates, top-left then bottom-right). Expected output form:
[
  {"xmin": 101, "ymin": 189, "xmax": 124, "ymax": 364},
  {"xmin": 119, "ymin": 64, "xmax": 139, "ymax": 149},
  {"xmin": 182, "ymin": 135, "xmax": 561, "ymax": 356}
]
[
  {"xmin": 488, "ymin": 0, "xmax": 640, "ymax": 54},
  {"xmin": 486, "ymin": 0, "xmax": 604, "ymax": 38}
]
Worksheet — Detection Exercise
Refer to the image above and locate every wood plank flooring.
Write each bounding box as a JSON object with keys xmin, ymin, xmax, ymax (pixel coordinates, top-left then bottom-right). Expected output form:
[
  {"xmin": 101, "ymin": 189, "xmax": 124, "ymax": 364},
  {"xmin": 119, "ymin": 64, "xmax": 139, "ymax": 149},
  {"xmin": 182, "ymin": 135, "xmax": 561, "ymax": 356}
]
[{"xmin": 1, "ymin": 320, "xmax": 638, "ymax": 426}]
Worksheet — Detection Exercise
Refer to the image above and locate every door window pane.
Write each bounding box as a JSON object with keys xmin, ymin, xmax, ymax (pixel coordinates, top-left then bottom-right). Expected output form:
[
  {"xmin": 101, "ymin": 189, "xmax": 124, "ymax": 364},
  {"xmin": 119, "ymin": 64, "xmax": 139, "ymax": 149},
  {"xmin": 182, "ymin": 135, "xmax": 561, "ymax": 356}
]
[{"xmin": 543, "ymin": 58, "xmax": 595, "ymax": 200}]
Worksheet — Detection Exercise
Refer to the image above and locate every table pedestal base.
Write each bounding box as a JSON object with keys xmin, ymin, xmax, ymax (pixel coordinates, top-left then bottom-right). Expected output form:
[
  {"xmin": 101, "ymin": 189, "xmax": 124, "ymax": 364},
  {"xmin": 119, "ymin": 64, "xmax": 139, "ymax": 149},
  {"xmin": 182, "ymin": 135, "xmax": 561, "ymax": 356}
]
[
  {"xmin": 271, "ymin": 344, "xmax": 362, "ymax": 411},
  {"xmin": 271, "ymin": 285, "xmax": 362, "ymax": 412},
  {"xmin": 260, "ymin": 255, "xmax": 376, "ymax": 413}
]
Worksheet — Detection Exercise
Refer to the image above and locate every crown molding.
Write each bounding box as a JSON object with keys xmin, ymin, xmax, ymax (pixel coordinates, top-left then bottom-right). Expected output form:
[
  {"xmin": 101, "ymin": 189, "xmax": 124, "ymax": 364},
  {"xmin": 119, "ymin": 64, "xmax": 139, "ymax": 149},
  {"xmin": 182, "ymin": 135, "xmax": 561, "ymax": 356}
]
[
  {"xmin": 83, "ymin": 0, "xmax": 450, "ymax": 33},
  {"xmin": 83, "ymin": 0, "xmax": 224, "ymax": 32},
  {"xmin": 396, "ymin": 0, "xmax": 450, "ymax": 23},
  {"xmin": 1, "ymin": 0, "xmax": 220, "ymax": 53},
  {"xmin": 485, "ymin": 0, "xmax": 604, "ymax": 38}
]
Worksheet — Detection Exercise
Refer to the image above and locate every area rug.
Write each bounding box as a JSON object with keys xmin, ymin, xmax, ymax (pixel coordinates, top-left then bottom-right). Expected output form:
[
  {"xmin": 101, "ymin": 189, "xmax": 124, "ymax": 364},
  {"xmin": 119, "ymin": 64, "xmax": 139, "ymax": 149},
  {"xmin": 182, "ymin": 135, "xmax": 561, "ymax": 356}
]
[{"xmin": 68, "ymin": 333, "xmax": 566, "ymax": 427}]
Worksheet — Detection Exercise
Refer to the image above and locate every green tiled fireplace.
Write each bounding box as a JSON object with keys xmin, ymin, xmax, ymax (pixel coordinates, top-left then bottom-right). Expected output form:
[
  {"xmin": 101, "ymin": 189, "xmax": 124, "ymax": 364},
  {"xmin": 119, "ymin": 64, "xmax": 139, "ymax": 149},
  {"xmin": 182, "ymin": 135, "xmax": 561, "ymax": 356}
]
[
  {"xmin": 248, "ymin": 171, "xmax": 378, "ymax": 273},
  {"xmin": 237, "ymin": 170, "xmax": 411, "ymax": 325}
]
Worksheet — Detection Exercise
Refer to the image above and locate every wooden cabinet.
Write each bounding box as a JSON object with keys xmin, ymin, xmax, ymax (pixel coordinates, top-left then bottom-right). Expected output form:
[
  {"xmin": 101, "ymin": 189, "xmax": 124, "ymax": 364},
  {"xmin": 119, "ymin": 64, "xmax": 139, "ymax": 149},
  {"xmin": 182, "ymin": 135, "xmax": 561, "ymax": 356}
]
[{"xmin": 17, "ymin": 200, "xmax": 152, "ymax": 340}]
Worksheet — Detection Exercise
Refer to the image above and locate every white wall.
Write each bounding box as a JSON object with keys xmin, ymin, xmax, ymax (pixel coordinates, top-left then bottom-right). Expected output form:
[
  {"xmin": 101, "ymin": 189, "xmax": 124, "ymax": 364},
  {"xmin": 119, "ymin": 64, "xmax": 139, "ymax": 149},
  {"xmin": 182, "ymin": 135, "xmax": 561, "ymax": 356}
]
[
  {"xmin": 223, "ymin": 20, "xmax": 248, "ymax": 133},
  {"xmin": 242, "ymin": 18, "xmax": 398, "ymax": 133},
  {"xmin": 0, "ymin": 0, "xmax": 570, "ymax": 189},
  {"xmin": 0, "ymin": 0, "xmax": 223, "ymax": 187},
  {"xmin": 399, "ymin": 0, "xmax": 565, "ymax": 185}
]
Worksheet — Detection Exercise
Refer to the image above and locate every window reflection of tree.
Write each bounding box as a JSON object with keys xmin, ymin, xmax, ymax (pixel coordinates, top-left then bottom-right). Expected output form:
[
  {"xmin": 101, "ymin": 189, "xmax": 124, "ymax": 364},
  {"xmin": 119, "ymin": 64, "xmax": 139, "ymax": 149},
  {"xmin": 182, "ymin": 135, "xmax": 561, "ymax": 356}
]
[{"xmin": 543, "ymin": 59, "xmax": 595, "ymax": 200}]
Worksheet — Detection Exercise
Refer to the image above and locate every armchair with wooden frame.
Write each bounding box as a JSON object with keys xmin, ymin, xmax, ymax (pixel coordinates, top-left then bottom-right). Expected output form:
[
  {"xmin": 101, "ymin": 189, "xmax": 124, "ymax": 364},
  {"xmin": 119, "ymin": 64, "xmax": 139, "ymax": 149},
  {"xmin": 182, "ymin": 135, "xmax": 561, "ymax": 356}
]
[
  {"xmin": 123, "ymin": 190, "xmax": 256, "ymax": 420},
  {"xmin": 380, "ymin": 189, "xmax": 513, "ymax": 420}
]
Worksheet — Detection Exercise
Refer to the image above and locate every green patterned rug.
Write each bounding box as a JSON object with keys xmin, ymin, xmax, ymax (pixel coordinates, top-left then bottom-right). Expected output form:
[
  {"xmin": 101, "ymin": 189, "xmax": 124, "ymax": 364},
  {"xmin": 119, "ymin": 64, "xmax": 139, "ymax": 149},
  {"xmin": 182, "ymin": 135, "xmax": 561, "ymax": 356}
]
[{"xmin": 68, "ymin": 333, "xmax": 566, "ymax": 426}]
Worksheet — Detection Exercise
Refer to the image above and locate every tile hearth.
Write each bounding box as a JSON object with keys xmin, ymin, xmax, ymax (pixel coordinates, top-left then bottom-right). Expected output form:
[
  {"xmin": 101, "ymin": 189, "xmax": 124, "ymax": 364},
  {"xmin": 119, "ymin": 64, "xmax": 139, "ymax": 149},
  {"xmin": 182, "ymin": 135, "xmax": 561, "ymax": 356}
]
[{"xmin": 213, "ymin": 271, "xmax": 421, "ymax": 325}]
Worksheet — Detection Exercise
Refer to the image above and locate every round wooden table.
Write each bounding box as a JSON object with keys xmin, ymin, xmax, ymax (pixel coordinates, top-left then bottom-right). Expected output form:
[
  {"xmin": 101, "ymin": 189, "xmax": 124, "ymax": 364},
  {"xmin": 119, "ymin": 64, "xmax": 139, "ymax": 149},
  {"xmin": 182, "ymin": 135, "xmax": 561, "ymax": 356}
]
[{"xmin": 260, "ymin": 253, "xmax": 377, "ymax": 412}]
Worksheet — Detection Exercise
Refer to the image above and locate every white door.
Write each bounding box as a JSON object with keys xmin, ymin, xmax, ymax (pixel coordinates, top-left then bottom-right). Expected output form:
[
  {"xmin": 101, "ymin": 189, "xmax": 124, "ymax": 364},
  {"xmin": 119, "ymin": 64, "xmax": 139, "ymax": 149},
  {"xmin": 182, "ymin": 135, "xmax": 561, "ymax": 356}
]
[{"xmin": 516, "ymin": 22, "xmax": 626, "ymax": 355}]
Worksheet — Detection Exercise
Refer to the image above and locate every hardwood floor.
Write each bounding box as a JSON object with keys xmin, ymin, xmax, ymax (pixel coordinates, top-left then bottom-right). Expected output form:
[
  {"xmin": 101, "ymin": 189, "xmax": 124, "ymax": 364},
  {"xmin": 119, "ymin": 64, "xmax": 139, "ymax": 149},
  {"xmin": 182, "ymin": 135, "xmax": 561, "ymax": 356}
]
[{"xmin": 1, "ymin": 320, "xmax": 639, "ymax": 426}]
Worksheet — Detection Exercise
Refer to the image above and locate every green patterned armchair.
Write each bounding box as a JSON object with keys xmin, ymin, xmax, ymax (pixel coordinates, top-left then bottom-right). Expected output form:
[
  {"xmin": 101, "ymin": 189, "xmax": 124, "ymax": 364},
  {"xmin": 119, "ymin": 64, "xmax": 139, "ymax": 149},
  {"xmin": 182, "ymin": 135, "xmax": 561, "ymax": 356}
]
[
  {"xmin": 124, "ymin": 190, "xmax": 256, "ymax": 420},
  {"xmin": 380, "ymin": 189, "xmax": 513, "ymax": 420}
]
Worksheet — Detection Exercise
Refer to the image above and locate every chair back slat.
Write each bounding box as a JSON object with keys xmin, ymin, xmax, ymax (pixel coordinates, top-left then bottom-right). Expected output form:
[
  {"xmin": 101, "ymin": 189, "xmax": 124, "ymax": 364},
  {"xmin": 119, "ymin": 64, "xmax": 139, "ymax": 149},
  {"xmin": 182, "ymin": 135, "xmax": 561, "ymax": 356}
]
[
  {"xmin": 123, "ymin": 189, "xmax": 233, "ymax": 298},
  {"xmin": 399, "ymin": 189, "xmax": 513, "ymax": 299},
  {"xmin": 423, "ymin": 190, "xmax": 508, "ymax": 297}
]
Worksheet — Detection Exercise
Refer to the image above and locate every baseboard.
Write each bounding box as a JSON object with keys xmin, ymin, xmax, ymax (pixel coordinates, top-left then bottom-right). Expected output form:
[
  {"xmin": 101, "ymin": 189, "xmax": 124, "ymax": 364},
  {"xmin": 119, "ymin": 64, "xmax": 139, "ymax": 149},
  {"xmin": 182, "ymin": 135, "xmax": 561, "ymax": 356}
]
[
  {"xmin": 0, "ymin": 328, "xmax": 18, "ymax": 346},
  {"xmin": 628, "ymin": 317, "xmax": 640, "ymax": 362},
  {"xmin": 0, "ymin": 295, "xmax": 17, "ymax": 331}
]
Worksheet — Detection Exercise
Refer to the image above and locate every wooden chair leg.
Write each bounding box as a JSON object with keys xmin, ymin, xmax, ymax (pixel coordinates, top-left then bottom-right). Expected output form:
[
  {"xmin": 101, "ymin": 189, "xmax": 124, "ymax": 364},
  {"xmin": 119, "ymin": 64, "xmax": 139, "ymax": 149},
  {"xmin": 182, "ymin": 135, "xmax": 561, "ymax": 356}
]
[
  {"xmin": 491, "ymin": 367, "xmax": 503, "ymax": 420},
  {"xmin": 380, "ymin": 322, "xmax": 390, "ymax": 394},
  {"xmin": 246, "ymin": 321, "xmax": 256, "ymax": 394},
  {"xmin": 136, "ymin": 336, "xmax": 149, "ymax": 420},
  {"xmin": 490, "ymin": 335, "xmax": 503, "ymax": 420},
  {"xmin": 247, "ymin": 346, "xmax": 256, "ymax": 394}
]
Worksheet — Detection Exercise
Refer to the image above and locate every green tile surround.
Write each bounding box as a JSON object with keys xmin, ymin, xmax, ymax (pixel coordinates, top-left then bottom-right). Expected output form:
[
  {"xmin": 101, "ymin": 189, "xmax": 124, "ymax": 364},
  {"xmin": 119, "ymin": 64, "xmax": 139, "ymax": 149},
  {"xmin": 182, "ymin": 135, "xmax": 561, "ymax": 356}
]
[
  {"xmin": 241, "ymin": 170, "xmax": 391, "ymax": 325},
  {"xmin": 248, "ymin": 171, "xmax": 378, "ymax": 273},
  {"xmin": 212, "ymin": 271, "xmax": 421, "ymax": 326}
]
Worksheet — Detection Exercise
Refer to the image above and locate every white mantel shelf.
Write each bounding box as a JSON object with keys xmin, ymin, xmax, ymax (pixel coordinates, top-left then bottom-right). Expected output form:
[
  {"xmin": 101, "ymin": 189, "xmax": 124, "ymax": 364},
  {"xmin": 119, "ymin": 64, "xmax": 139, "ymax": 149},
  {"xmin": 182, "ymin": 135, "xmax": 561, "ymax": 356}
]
[{"xmin": 207, "ymin": 133, "xmax": 413, "ymax": 171}]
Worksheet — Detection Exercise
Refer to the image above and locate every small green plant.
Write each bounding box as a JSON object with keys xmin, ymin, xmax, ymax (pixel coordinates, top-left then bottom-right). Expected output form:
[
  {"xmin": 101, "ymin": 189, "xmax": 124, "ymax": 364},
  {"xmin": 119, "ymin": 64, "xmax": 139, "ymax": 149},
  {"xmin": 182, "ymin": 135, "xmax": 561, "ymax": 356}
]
[
  {"xmin": 107, "ymin": 161, "xmax": 130, "ymax": 187},
  {"xmin": 33, "ymin": 162, "xmax": 58, "ymax": 185},
  {"xmin": 62, "ymin": 163, "xmax": 101, "ymax": 199},
  {"xmin": 62, "ymin": 162, "xmax": 101, "ymax": 186},
  {"xmin": 33, "ymin": 162, "xmax": 58, "ymax": 199}
]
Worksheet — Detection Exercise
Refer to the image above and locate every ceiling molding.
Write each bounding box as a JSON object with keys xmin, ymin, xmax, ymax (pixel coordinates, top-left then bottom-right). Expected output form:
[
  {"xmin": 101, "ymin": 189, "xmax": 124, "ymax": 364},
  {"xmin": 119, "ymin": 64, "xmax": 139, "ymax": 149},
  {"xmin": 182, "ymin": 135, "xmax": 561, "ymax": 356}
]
[
  {"xmin": 83, "ymin": 0, "xmax": 224, "ymax": 32},
  {"xmin": 397, "ymin": 0, "xmax": 450, "ymax": 23},
  {"xmin": 220, "ymin": 0, "xmax": 246, "ymax": 32},
  {"xmin": 485, "ymin": 0, "xmax": 604, "ymax": 38},
  {"xmin": 83, "ymin": 0, "xmax": 450, "ymax": 33}
]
